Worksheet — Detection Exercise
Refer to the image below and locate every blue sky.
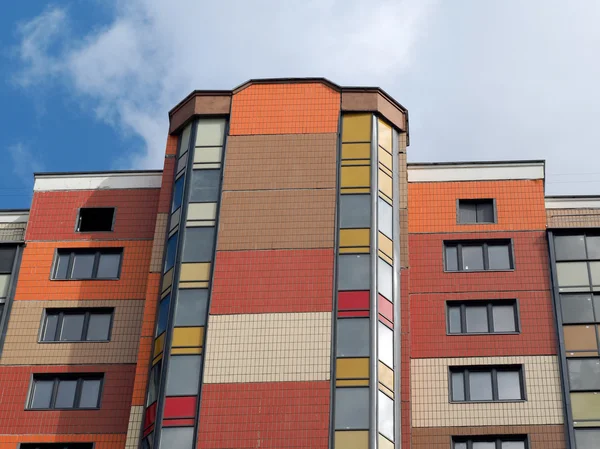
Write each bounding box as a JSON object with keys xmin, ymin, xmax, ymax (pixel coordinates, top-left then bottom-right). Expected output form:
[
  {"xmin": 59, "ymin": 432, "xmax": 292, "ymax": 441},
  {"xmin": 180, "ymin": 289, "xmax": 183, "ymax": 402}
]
[{"xmin": 2, "ymin": 1, "xmax": 600, "ymax": 210}]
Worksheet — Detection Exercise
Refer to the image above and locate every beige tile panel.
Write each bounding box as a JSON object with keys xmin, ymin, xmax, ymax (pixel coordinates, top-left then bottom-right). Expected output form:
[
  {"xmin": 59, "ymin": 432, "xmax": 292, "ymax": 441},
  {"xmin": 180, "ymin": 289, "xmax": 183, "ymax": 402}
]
[
  {"xmin": 150, "ymin": 213, "xmax": 168, "ymax": 272},
  {"xmin": 547, "ymin": 208, "xmax": 600, "ymax": 228},
  {"xmin": 204, "ymin": 312, "xmax": 331, "ymax": 383},
  {"xmin": 217, "ymin": 189, "xmax": 335, "ymax": 250},
  {"xmin": 0, "ymin": 299, "xmax": 144, "ymax": 365},
  {"xmin": 222, "ymin": 134, "xmax": 337, "ymax": 191},
  {"xmin": 0, "ymin": 222, "xmax": 26, "ymax": 242},
  {"xmin": 125, "ymin": 405, "xmax": 144, "ymax": 449},
  {"xmin": 411, "ymin": 356, "xmax": 564, "ymax": 427}
]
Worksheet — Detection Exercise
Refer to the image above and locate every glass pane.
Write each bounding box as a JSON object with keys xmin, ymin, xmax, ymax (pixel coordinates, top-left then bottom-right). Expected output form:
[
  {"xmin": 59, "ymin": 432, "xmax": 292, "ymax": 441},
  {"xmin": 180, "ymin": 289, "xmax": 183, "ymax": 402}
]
[
  {"xmin": 60, "ymin": 314, "xmax": 85, "ymax": 341},
  {"xmin": 79, "ymin": 379, "xmax": 101, "ymax": 408},
  {"xmin": 182, "ymin": 227, "xmax": 215, "ymax": 263},
  {"xmin": 337, "ymin": 318, "xmax": 369, "ymax": 357},
  {"xmin": 462, "ymin": 246, "xmax": 484, "ymax": 271},
  {"xmin": 164, "ymin": 234, "xmax": 178, "ymax": 273},
  {"xmin": 165, "ymin": 355, "xmax": 202, "ymax": 396},
  {"xmin": 556, "ymin": 262, "xmax": 589, "ymax": 287},
  {"xmin": 71, "ymin": 253, "xmax": 95, "ymax": 279},
  {"xmin": 334, "ymin": 387, "xmax": 369, "ymax": 430},
  {"xmin": 568, "ymin": 358, "xmax": 600, "ymax": 390},
  {"xmin": 86, "ymin": 313, "xmax": 112, "ymax": 341},
  {"xmin": 189, "ymin": 169, "xmax": 220, "ymax": 203},
  {"xmin": 497, "ymin": 370, "xmax": 522, "ymax": 400},
  {"xmin": 378, "ymin": 198, "xmax": 392, "ymax": 238},
  {"xmin": 554, "ymin": 235, "xmax": 586, "ymax": 260},
  {"xmin": 378, "ymin": 322, "xmax": 394, "ymax": 367},
  {"xmin": 465, "ymin": 306, "xmax": 489, "ymax": 333},
  {"xmin": 340, "ymin": 195, "xmax": 371, "ymax": 229},
  {"xmin": 493, "ymin": 304, "xmax": 516, "ymax": 332},
  {"xmin": 179, "ymin": 123, "xmax": 191, "ymax": 156},
  {"xmin": 502, "ymin": 442, "xmax": 525, "ymax": 449},
  {"xmin": 576, "ymin": 429, "xmax": 600, "ymax": 449},
  {"xmin": 54, "ymin": 253, "xmax": 70, "ymax": 279},
  {"xmin": 469, "ymin": 371, "xmax": 493, "ymax": 401},
  {"xmin": 174, "ymin": 289, "xmax": 209, "ymax": 326},
  {"xmin": 97, "ymin": 253, "xmax": 120, "ymax": 278},
  {"xmin": 459, "ymin": 202, "xmax": 477, "ymax": 223},
  {"xmin": 172, "ymin": 176, "xmax": 185, "ymax": 213},
  {"xmin": 448, "ymin": 305, "xmax": 462, "ymax": 334},
  {"xmin": 590, "ymin": 262, "xmax": 600, "ymax": 285},
  {"xmin": 454, "ymin": 443, "xmax": 467, "ymax": 449},
  {"xmin": 587, "ymin": 236, "xmax": 600, "ymax": 259},
  {"xmin": 30, "ymin": 380, "xmax": 53, "ymax": 408},
  {"xmin": 338, "ymin": 254, "xmax": 370, "ymax": 291},
  {"xmin": 378, "ymin": 258, "xmax": 393, "ymax": 301},
  {"xmin": 0, "ymin": 274, "xmax": 10, "ymax": 298},
  {"xmin": 477, "ymin": 202, "xmax": 495, "ymax": 223},
  {"xmin": 147, "ymin": 360, "xmax": 161, "ymax": 406},
  {"xmin": 195, "ymin": 119, "xmax": 225, "ymax": 147},
  {"xmin": 378, "ymin": 391, "xmax": 394, "ymax": 440},
  {"xmin": 488, "ymin": 244, "xmax": 511, "ymax": 270},
  {"xmin": 595, "ymin": 295, "xmax": 600, "ymax": 321},
  {"xmin": 451, "ymin": 372, "xmax": 465, "ymax": 401},
  {"xmin": 561, "ymin": 294, "xmax": 594, "ymax": 323},
  {"xmin": 473, "ymin": 443, "xmax": 495, "ymax": 449},
  {"xmin": 0, "ymin": 247, "xmax": 16, "ymax": 273},
  {"xmin": 156, "ymin": 295, "xmax": 170, "ymax": 336},
  {"xmin": 55, "ymin": 379, "xmax": 77, "ymax": 408},
  {"xmin": 159, "ymin": 427, "xmax": 194, "ymax": 449},
  {"xmin": 445, "ymin": 246, "xmax": 458, "ymax": 271},
  {"xmin": 42, "ymin": 313, "xmax": 59, "ymax": 341}
]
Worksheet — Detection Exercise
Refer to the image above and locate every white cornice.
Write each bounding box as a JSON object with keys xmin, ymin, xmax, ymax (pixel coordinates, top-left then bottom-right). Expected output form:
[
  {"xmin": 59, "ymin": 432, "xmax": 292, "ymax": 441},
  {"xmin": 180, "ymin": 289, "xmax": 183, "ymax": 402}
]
[
  {"xmin": 408, "ymin": 162, "xmax": 545, "ymax": 183},
  {"xmin": 34, "ymin": 172, "xmax": 162, "ymax": 192},
  {"xmin": 545, "ymin": 197, "xmax": 600, "ymax": 209},
  {"xmin": 0, "ymin": 211, "xmax": 29, "ymax": 224}
]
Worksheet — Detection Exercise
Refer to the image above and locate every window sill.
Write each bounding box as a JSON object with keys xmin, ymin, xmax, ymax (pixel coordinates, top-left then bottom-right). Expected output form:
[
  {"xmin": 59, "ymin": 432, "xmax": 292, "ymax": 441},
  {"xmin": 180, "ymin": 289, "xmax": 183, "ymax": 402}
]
[
  {"xmin": 456, "ymin": 222, "xmax": 497, "ymax": 225},
  {"xmin": 50, "ymin": 278, "xmax": 120, "ymax": 281},
  {"xmin": 26, "ymin": 407, "xmax": 101, "ymax": 411},
  {"xmin": 447, "ymin": 332, "xmax": 520, "ymax": 336},
  {"xmin": 444, "ymin": 269, "xmax": 515, "ymax": 273},
  {"xmin": 38, "ymin": 340, "xmax": 111, "ymax": 344},
  {"xmin": 449, "ymin": 399, "xmax": 526, "ymax": 404}
]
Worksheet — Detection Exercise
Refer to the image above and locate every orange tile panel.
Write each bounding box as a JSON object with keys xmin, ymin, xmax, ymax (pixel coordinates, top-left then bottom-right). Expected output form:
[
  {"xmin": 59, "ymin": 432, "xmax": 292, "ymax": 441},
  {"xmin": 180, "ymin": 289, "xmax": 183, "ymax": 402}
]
[
  {"xmin": 131, "ymin": 336, "xmax": 153, "ymax": 406},
  {"xmin": 408, "ymin": 180, "xmax": 546, "ymax": 233},
  {"xmin": 165, "ymin": 134, "xmax": 179, "ymax": 156},
  {"xmin": 15, "ymin": 241, "xmax": 152, "ymax": 300},
  {"xmin": 230, "ymin": 83, "xmax": 340, "ymax": 135},
  {"xmin": 140, "ymin": 273, "xmax": 160, "ymax": 337}
]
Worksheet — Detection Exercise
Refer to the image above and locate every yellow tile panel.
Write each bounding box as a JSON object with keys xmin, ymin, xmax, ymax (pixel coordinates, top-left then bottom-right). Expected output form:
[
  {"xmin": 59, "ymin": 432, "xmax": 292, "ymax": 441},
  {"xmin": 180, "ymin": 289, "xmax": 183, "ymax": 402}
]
[
  {"xmin": 340, "ymin": 229, "xmax": 370, "ymax": 250},
  {"xmin": 335, "ymin": 431, "xmax": 368, "ymax": 449},
  {"xmin": 342, "ymin": 143, "xmax": 371, "ymax": 161},
  {"xmin": 342, "ymin": 114, "xmax": 372, "ymax": 143},
  {"xmin": 336, "ymin": 379, "xmax": 370, "ymax": 387},
  {"xmin": 153, "ymin": 333, "xmax": 165, "ymax": 359},
  {"xmin": 193, "ymin": 146, "xmax": 222, "ymax": 164},
  {"xmin": 378, "ymin": 146, "xmax": 392, "ymax": 172},
  {"xmin": 378, "ymin": 119, "xmax": 393, "ymax": 153},
  {"xmin": 378, "ymin": 233, "xmax": 393, "ymax": 259},
  {"xmin": 378, "ymin": 434, "xmax": 394, "ymax": 449},
  {"xmin": 341, "ymin": 166, "xmax": 370, "ymax": 189},
  {"xmin": 172, "ymin": 327, "xmax": 204, "ymax": 348},
  {"xmin": 379, "ymin": 361, "xmax": 394, "ymax": 392},
  {"xmin": 186, "ymin": 203, "xmax": 217, "ymax": 222},
  {"xmin": 162, "ymin": 268, "xmax": 173, "ymax": 292},
  {"xmin": 336, "ymin": 357, "xmax": 370, "ymax": 379},
  {"xmin": 571, "ymin": 393, "xmax": 600, "ymax": 421},
  {"xmin": 171, "ymin": 347, "xmax": 202, "ymax": 355},
  {"xmin": 180, "ymin": 263, "xmax": 211, "ymax": 282},
  {"xmin": 379, "ymin": 169, "xmax": 392, "ymax": 200}
]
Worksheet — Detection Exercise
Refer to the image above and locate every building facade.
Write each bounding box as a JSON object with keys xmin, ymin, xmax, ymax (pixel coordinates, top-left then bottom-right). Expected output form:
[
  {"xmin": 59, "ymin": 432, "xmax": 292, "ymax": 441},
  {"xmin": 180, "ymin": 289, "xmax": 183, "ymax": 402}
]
[{"xmin": 0, "ymin": 78, "xmax": 596, "ymax": 449}]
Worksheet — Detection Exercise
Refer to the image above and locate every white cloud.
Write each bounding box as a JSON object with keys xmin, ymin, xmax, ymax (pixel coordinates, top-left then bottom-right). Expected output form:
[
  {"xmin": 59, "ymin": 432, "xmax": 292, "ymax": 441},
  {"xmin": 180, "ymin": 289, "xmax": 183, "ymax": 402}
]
[
  {"xmin": 12, "ymin": 0, "xmax": 437, "ymax": 169},
  {"xmin": 8, "ymin": 143, "xmax": 45, "ymax": 185}
]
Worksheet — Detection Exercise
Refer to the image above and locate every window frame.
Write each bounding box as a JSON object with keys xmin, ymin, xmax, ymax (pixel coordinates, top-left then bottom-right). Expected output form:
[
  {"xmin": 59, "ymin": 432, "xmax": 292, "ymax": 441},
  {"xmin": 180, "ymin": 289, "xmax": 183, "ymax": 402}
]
[
  {"xmin": 452, "ymin": 435, "xmax": 529, "ymax": 449},
  {"xmin": 448, "ymin": 365, "xmax": 526, "ymax": 403},
  {"xmin": 39, "ymin": 308, "xmax": 114, "ymax": 343},
  {"xmin": 75, "ymin": 207, "xmax": 116, "ymax": 233},
  {"xmin": 444, "ymin": 240, "xmax": 515, "ymax": 272},
  {"xmin": 446, "ymin": 300, "xmax": 520, "ymax": 335},
  {"xmin": 553, "ymin": 233, "xmax": 600, "ymax": 292},
  {"xmin": 27, "ymin": 374, "xmax": 104, "ymax": 410},
  {"xmin": 51, "ymin": 249, "xmax": 123, "ymax": 281},
  {"xmin": 19, "ymin": 444, "xmax": 95, "ymax": 449},
  {"xmin": 457, "ymin": 198, "xmax": 497, "ymax": 224}
]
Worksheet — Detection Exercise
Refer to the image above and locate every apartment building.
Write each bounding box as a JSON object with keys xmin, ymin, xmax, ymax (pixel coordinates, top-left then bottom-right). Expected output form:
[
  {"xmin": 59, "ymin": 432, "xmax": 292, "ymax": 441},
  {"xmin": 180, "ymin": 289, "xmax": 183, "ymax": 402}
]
[{"xmin": 0, "ymin": 78, "xmax": 596, "ymax": 449}]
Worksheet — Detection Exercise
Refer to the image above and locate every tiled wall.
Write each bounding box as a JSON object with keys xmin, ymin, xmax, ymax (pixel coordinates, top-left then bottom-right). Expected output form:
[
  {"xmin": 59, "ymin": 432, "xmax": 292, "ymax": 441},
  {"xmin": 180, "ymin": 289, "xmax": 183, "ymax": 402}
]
[
  {"xmin": 411, "ymin": 356, "xmax": 563, "ymax": 427},
  {"xmin": 547, "ymin": 208, "xmax": 600, "ymax": 228},
  {"xmin": 0, "ymin": 223, "xmax": 26, "ymax": 242}
]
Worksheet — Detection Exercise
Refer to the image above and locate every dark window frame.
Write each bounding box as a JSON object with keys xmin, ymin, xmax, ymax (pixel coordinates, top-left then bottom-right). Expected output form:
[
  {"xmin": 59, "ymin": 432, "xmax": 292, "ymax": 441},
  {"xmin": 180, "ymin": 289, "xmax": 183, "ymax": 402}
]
[
  {"xmin": 51, "ymin": 249, "xmax": 123, "ymax": 280},
  {"xmin": 446, "ymin": 300, "xmax": 520, "ymax": 335},
  {"xmin": 444, "ymin": 240, "xmax": 515, "ymax": 272},
  {"xmin": 75, "ymin": 207, "xmax": 116, "ymax": 233},
  {"xmin": 566, "ymin": 357, "xmax": 600, "ymax": 392},
  {"xmin": 457, "ymin": 198, "xmax": 497, "ymax": 224},
  {"xmin": 27, "ymin": 374, "xmax": 104, "ymax": 410},
  {"xmin": 449, "ymin": 365, "xmax": 526, "ymax": 403},
  {"xmin": 559, "ymin": 293, "xmax": 600, "ymax": 324},
  {"xmin": 39, "ymin": 308, "xmax": 114, "ymax": 343},
  {"xmin": 452, "ymin": 435, "xmax": 529, "ymax": 449},
  {"xmin": 553, "ymin": 233, "xmax": 600, "ymax": 292},
  {"xmin": 19, "ymin": 444, "xmax": 95, "ymax": 449}
]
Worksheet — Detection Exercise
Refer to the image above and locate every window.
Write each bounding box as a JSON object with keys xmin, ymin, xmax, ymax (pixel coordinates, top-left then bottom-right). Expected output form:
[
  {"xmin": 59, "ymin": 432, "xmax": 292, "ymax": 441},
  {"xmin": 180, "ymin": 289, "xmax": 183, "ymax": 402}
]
[
  {"xmin": 335, "ymin": 387, "xmax": 369, "ymax": 430},
  {"xmin": 560, "ymin": 294, "xmax": 600, "ymax": 323},
  {"xmin": 447, "ymin": 300, "xmax": 518, "ymax": 334},
  {"xmin": 576, "ymin": 428, "xmax": 600, "ymax": 449},
  {"xmin": 20, "ymin": 444, "xmax": 94, "ymax": 449},
  {"xmin": 445, "ymin": 241, "xmax": 513, "ymax": 272},
  {"xmin": 181, "ymin": 227, "xmax": 215, "ymax": 262},
  {"xmin": 339, "ymin": 194, "xmax": 371, "ymax": 229},
  {"xmin": 337, "ymin": 318, "xmax": 369, "ymax": 357},
  {"xmin": 165, "ymin": 355, "xmax": 202, "ymax": 396},
  {"xmin": 171, "ymin": 176, "xmax": 185, "ymax": 213},
  {"xmin": 378, "ymin": 391, "xmax": 394, "ymax": 440},
  {"xmin": 0, "ymin": 245, "xmax": 16, "ymax": 299},
  {"xmin": 453, "ymin": 436, "xmax": 527, "ymax": 449},
  {"xmin": 457, "ymin": 199, "xmax": 496, "ymax": 224},
  {"xmin": 159, "ymin": 427, "xmax": 194, "ymax": 449},
  {"xmin": 28, "ymin": 375, "xmax": 103, "ymax": 409},
  {"xmin": 76, "ymin": 207, "xmax": 115, "ymax": 232},
  {"xmin": 338, "ymin": 254, "xmax": 370, "ymax": 290},
  {"xmin": 567, "ymin": 359, "xmax": 600, "ymax": 391},
  {"xmin": 450, "ymin": 366, "xmax": 524, "ymax": 402},
  {"xmin": 41, "ymin": 308, "xmax": 113, "ymax": 342},
  {"xmin": 553, "ymin": 234, "xmax": 600, "ymax": 292},
  {"xmin": 174, "ymin": 289, "xmax": 208, "ymax": 326},
  {"xmin": 52, "ymin": 249, "xmax": 122, "ymax": 280},
  {"xmin": 189, "ymin": 169, "xmax": 220, "ymax": 203}
]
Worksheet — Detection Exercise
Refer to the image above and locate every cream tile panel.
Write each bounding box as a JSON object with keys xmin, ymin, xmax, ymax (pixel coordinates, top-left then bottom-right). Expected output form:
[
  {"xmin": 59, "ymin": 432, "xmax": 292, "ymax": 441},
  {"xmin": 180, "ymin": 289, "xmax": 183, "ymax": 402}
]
[
  {"xmin": 150, "ymin": 213, "xmax": 168, "ymax": 273},
  {"xmin": 125, "ymin": 406, "xmax": 144, "ymax": 449},
  {"xmin": 411, "ymin": 356, "xmax": 564, "ymax": 427},
  {"xmin": 204, "ymin": 312, "xmax": 331, "ymax": 383},
  {"xmin": 0, "ymin": 222, "xmax": 26, "ymax": 242}
]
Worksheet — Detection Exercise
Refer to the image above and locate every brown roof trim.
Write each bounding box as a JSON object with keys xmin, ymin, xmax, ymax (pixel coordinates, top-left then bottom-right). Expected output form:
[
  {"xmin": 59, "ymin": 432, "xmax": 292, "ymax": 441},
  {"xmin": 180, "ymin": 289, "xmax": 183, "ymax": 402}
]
[{"xmin": 232, "ymin": 77, "xmax": 342, "ymax": 94}]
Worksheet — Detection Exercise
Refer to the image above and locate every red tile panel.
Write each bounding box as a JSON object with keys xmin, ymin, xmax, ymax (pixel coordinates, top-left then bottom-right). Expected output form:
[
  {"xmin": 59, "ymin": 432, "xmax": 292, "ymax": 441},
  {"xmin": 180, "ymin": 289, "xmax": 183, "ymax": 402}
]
[
  {"xmin": 411, "ymin": 291, "xmax": 557, "ymax": 358},
  {"xmin": 26, "ymin": 189, "xmax": 159, "ymax": 241},
  {"xmin": 163, "ymin": 396, "xmax": 197, "ymax": 419},
  {"xmin": 211, "ymin": 249, "xmax": 334, "ymax": 315},
  {"xmin": 230, "ymin": 83, "xmax": 340, "ymax": 136},
  {"xmin": 0, "ymin": 365, "xmax": 134, "ymax": 435},
  {"xmin": 408, "ymin": 231, "xmax": 550, "ymax": 294},
  {"xmin": 408, "ymin": 180, "xmax": 546, "ymax": 233},
  {"xmin": 0, "ymin": 434, "xmax": 125, "ymax": 448},
  {"xmin": 400, "ymin": 267, "xmax": 411, "ymax": 448},
  {"xmin": 197, "ymin": 381, "xmax": 329, "ymax": 449}
]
